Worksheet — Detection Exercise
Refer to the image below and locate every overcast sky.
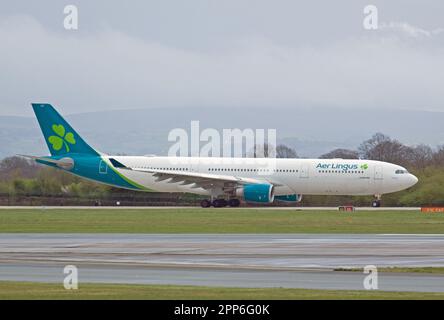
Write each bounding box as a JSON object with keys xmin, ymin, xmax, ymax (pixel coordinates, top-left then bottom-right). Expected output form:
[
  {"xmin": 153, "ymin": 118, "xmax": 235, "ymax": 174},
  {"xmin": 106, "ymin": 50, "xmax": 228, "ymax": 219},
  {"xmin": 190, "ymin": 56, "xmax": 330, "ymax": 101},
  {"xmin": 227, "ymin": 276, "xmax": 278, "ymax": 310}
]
[{"xmin": 0, "ymin": 0, "xmax": 443, "ymax": 116}]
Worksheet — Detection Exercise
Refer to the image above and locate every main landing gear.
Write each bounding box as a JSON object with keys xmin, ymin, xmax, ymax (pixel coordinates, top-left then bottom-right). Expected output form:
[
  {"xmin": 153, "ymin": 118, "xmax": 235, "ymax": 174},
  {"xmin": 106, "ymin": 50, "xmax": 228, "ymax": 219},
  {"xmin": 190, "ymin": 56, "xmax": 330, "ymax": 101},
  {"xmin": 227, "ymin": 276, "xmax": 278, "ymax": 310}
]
[
  {"xmin": 200, "ymin": 199, "xmax": 240, "ymax": 208},
  {"xmin": 200, "ymin": 199, "xmax": 212, "ymax": 208},
  {"xmin": 371, "ymin": 194, "xmax": 382, "ymax": 207}
]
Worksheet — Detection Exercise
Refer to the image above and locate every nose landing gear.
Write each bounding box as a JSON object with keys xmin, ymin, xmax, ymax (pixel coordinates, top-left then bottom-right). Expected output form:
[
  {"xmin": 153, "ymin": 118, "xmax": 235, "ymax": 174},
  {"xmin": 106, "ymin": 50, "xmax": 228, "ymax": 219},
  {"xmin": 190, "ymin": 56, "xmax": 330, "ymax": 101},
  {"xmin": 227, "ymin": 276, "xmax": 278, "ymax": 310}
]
[{"xmin": 371, "ymin": 194, "xmax": 382, "ymax": 207}]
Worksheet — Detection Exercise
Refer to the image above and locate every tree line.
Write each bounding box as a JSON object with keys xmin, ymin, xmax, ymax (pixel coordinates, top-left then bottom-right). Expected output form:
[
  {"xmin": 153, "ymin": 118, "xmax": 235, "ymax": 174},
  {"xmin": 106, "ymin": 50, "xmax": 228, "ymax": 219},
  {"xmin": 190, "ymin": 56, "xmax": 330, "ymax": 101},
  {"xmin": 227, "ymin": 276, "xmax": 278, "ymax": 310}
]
[
  {"xmin": 1, "ymin": 132, "xmax": 444, "ymax": 206},
  {"xmin": 321, "ymin": 133, "xmax": 442, "ymax": 170},
  {"xmin": 269, "ymin": 132, "xmax": 444, "ymax": 171}
]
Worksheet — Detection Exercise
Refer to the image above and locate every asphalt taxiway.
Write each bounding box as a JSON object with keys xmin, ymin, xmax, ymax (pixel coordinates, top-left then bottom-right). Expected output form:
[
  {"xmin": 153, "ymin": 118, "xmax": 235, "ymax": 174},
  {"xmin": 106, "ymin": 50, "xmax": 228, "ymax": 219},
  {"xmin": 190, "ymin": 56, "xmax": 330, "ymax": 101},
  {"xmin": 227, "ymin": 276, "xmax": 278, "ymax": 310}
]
[{"xmin": 0, "ymin": 234, "xmax": 443, "ymax": 292}]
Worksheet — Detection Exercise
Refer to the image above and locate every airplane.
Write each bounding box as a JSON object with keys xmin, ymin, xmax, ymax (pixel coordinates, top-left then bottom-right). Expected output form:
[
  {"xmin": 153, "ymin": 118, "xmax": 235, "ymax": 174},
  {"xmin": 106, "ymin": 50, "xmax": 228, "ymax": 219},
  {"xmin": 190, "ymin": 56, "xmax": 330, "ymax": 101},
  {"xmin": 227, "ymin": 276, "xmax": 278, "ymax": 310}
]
[{"xmin": 23, "ymin": 103, "xmax": 418, "ymax": 208}]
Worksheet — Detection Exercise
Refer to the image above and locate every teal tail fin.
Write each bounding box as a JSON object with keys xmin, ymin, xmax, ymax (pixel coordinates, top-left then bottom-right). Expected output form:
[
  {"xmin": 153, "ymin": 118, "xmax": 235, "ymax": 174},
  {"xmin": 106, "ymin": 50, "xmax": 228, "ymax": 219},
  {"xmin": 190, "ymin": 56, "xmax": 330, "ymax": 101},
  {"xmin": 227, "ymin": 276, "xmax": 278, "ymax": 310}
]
[{"xmin": 32, "ymin": 103, "xmax": 99, "ymax": 156}]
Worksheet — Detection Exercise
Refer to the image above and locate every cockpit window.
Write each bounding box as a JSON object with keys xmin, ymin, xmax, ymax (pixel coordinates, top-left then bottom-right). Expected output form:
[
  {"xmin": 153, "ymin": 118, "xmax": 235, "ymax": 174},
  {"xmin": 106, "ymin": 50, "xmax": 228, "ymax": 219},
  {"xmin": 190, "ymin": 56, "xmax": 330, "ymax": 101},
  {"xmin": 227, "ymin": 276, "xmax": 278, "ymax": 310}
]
[{"xmin": 395, "ymin": 169, "xmax": 408, "ymax": 174}]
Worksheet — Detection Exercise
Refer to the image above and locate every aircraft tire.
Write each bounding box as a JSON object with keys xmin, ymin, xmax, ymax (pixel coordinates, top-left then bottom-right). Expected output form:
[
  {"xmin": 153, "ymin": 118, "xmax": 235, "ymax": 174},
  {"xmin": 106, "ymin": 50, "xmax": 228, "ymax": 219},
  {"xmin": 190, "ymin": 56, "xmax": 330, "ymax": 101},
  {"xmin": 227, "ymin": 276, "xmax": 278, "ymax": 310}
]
[
  {"xmin": 212, "ymin": 199, "xmax": 227, "ymax": 208},
  {"xmin": 200, "ymin": 199, "xmax": 212, "ymax": 208},
  {"xmin": 371, "ymin": 200, "xmax": 381, "ymax": 207},
  {"xmin": 228, "ymin": 199, "xmax": 241, "ymax": 207}
]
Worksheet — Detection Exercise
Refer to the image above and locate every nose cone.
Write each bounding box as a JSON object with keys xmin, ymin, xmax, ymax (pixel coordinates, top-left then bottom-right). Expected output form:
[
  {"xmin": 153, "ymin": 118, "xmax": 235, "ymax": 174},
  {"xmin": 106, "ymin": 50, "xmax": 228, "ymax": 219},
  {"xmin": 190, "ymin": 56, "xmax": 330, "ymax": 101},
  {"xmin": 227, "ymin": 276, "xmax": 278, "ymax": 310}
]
[{"xmin": 408, "ymin": 174, "xmax": 418, "ymax": 187}]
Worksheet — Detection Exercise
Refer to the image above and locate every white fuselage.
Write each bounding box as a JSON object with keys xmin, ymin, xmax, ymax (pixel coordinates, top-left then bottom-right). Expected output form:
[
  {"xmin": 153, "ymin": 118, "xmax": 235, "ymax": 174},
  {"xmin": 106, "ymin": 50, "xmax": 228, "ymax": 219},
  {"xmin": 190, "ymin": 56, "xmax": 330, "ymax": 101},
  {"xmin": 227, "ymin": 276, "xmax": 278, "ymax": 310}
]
[{"xmin": 106, "ymin": 156, "xmax": 418, "ymax": 196}]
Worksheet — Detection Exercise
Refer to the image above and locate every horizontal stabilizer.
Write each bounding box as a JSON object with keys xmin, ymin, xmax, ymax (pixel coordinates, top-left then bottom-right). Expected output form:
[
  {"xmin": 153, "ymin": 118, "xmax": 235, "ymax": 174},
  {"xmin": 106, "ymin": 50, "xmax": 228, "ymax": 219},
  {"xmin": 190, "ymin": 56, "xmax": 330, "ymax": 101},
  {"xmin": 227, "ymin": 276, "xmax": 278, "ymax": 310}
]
[{"xmin": 17, "ymin": 154, "xmax": 74, "ymax": 170}]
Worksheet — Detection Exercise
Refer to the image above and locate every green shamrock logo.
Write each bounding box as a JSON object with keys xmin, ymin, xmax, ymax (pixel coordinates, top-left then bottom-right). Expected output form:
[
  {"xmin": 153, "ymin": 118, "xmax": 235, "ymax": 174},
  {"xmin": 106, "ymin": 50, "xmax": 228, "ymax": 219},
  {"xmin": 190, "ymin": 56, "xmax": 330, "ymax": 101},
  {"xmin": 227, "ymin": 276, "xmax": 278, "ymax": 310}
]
[
  {"xmin": 48, "ymin": 124, "xmax": 76, "ymax": 152},
  {"xmin": 360, "ymin": 164, "xmax": 369, "ymax": 170}
]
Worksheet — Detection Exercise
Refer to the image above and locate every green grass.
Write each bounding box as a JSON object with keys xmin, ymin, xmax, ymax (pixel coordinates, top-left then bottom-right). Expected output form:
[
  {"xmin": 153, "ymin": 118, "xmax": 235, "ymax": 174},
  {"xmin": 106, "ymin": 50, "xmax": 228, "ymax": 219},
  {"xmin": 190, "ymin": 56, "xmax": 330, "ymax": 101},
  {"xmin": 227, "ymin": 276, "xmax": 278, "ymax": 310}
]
[
  {"xmin": 335, "ymin": 267, "xmax": 444, "ymax": 274},
  {"xmin": 1, "ymin": 281, "xmax": 443, "ymax": 300},
  {"xmin": 0, "ymin": 208, "xmax": 444, "ymax": 233}
]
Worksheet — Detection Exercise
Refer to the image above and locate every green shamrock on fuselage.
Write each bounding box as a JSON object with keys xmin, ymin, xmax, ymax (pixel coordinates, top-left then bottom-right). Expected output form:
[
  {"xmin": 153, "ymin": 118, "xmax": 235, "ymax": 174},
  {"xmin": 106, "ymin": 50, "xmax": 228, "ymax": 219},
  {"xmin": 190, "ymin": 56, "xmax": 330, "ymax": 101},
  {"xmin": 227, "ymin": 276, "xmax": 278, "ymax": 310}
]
[
  {"xmin": 48, "ymin": 124, "xmax": 76, "ymax": 152},
  {"xmin": 360, "ymin": 164, "xmax": 368, "ymax": 170}
]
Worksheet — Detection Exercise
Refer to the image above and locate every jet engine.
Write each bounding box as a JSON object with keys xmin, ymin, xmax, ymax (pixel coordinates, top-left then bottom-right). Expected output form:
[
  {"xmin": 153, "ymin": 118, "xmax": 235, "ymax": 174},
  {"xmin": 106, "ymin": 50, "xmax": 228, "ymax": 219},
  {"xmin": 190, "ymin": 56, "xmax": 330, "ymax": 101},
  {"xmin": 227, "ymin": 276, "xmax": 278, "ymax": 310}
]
[
  {"xmin": 236, "ymin": 183, "xmax": 275, "ymax": 203},
  {"xmin": 274, "ymin": 194, "xmax": 303, "ymax": 202}
]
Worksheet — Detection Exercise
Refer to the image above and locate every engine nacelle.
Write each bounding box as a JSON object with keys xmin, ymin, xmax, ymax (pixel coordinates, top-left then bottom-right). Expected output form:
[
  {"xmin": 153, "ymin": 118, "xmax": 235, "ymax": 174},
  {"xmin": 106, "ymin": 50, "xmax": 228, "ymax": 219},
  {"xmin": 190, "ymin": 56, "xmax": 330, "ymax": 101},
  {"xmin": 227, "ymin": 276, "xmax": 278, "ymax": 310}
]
[
  {"xmin": 236, "ymin": 183, "xmax": 275, "ymax": 203},
  {"xmin": 274, "ymin": 194, "xmax": 303, "ymax": 202}
]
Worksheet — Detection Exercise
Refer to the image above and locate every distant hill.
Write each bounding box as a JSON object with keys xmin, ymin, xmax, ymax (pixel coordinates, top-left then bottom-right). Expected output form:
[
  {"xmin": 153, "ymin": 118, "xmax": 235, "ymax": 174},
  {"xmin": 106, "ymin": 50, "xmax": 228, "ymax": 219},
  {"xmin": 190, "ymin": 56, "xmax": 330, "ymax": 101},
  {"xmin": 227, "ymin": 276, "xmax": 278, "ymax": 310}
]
[{"xmin": 1, "ymin": 107, "xmax": 444, "ymax": 159}]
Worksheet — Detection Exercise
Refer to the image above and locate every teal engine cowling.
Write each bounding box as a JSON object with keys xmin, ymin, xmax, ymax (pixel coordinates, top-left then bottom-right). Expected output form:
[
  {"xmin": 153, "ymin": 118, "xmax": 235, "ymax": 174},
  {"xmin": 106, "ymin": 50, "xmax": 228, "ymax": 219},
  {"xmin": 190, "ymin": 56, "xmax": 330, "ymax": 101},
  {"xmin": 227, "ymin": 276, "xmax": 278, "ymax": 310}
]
[
  {"xmin": 274, "ymin": 194, "xmax": 303, "ymax": 203},
  {"xmin": 236, "ymin": 183, "xmax": 275, "ymax": 203}
]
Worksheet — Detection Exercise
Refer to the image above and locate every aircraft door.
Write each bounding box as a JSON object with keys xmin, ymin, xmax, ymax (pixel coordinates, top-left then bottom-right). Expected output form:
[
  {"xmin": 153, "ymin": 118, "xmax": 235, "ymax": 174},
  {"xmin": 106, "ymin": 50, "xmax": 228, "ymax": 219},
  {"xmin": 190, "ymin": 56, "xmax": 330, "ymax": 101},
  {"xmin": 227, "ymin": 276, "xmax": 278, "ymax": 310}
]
[
  {"xmin": 189, "ymin": 161, "xmax": 198, "ymax": 173},
  {"xmin": 300, "ymin": 164, "xmax": 309, "ymax": 178},
  {"xmin": 99, "ymin": 160, "xmax": 108, "ymax": 174},
  {"xmin": 374, "ymin": 166, "xmax": 383, "ymax": 180}
]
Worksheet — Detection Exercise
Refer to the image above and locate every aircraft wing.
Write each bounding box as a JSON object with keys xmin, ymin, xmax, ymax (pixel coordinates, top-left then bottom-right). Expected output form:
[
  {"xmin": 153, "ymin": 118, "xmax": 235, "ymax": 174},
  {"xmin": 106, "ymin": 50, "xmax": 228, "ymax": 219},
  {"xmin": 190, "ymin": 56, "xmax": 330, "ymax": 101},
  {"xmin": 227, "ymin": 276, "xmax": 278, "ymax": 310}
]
[{"xmin": 121, "ymin": 167, "xmax": 272, "ymax": 190}]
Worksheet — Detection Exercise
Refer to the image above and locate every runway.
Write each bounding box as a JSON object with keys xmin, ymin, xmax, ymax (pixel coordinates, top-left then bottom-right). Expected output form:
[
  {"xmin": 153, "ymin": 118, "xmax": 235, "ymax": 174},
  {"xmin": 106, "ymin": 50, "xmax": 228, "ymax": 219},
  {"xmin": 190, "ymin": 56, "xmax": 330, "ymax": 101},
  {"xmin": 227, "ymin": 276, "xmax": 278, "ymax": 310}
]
[
  {"xmin": 0, "ymin": 206, "xmax": 421, "ymax": 210},
  {"xmin": 1, "ymin": 234, "xmax": 444, "ymax": 292}
]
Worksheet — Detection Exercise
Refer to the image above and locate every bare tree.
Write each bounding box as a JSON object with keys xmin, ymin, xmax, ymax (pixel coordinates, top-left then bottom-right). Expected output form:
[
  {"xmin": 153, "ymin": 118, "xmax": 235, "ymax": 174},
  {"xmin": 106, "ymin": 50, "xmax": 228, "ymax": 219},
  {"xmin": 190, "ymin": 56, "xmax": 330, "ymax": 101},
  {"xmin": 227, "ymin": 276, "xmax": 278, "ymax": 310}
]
[
  {"xmin": 319, "ymin": 148, "xmax": 359, "ymax": 159},
  {"xmin": 433, "ymin": 145, "xmax": 444, "ymax": 166},
  {"xmin": 407, "ymin": 144, "xmax": 434, "ymax": 169},
  {"xmin": 0, "ymin": 156, "xmax": 41, "ymax": 180},
  {"xmin": 276, "ymin": 144, "xmax": 298, "ymax": 158},
  {"xmin": 358, "ymin": 132, "xmax": 391, "ymax": 160},
  {"xmin": 248, "ymin": 143, "xmax": 276, "ymax": 158},
  {"xmin": 358, "ymin": 133, "xmax": 412, "ymax": 166}
]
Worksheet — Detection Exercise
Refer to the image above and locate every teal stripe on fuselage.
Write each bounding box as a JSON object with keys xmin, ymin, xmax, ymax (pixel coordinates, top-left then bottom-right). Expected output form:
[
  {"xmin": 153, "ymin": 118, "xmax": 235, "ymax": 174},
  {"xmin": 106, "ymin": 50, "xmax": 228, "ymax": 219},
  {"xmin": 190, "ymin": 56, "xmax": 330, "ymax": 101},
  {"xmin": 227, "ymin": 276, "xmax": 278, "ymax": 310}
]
[{"xmin": 38, "ymin": 154, "xmax": 143, "ymax": 191}]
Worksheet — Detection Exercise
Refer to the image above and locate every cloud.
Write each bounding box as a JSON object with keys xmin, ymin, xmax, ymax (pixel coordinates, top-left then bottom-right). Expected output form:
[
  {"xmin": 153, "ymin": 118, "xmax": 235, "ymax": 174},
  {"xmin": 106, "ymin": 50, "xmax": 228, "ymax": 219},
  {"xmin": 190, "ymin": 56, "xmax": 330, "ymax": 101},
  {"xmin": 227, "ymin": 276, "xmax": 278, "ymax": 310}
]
[
  {"xmin": 379, "ymin": 21, "xmax": 444, "ymax": 38},
  {"xmin": 0, "ymin": 15, "xmax": 444, "ymax": 115}
]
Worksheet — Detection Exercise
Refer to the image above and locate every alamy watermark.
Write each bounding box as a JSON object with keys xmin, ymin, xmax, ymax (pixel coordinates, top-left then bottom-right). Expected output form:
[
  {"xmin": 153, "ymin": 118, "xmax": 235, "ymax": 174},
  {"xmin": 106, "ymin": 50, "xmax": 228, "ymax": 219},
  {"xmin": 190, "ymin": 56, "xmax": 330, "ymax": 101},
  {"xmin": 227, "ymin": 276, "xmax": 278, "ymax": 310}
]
[
  {"xmin": 363, "ymin": 265, "xmax": 378, "ymax": 290},
  {"xmin": 62, "ymin": 4, "xmax": 379, "ymax": 32},
  {"xmin": 363, "ymin": 4, "xmax": 378, "ymax": 30},
  {"xmin": 64, "ymin": 5, "xmax": 78, "ymax": 30},
  {"xmin": 167, "ymin": 121, "xmax": 277, "ymax": 173},
  {"xmin": 63, "ymin": 265, "xmax": 78, "ymax": 290}
]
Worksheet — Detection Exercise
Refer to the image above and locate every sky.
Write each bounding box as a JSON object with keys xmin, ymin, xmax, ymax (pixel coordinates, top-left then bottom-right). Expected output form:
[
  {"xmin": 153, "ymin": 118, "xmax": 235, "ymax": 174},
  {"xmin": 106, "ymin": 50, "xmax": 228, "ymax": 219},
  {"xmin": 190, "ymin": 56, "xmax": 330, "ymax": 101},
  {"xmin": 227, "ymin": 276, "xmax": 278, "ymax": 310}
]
[{"xmin": 0, "ymin": 0, "xmax": 443, "ymax": 116}]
